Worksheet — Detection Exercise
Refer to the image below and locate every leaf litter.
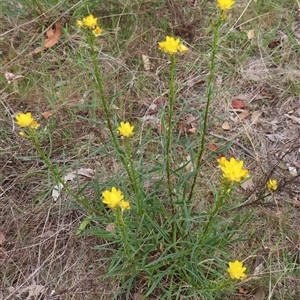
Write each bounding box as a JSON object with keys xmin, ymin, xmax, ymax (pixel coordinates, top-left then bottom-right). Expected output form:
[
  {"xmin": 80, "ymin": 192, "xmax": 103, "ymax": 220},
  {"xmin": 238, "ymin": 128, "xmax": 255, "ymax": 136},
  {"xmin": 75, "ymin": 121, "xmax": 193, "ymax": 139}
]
[
  {"xmin": 52, "ymin": 168, "xmax": 95, "ymax": 201},
  {"xmin": 31, "ymin": 22, "xmax": 61, "ymax": 56}
]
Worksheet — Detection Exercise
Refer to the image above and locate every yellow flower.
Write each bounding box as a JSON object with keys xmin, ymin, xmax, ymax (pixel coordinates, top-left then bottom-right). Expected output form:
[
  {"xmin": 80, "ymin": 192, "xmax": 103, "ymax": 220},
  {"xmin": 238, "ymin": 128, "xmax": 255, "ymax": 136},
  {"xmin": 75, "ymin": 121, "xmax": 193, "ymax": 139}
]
[
  {"xmin": 178, "ymin": 43, "xmax": 189, "ymax": 53},
  {"xmin": 217, "ymin": 0, "xmax": 235, "ymax": 10},
  {"xmin": 158, "ymin": 36, "xmax": 188, "ymax": 55},
  {"xmin": 93, "ymin": 26, "xmax": 102, "ymax": 36},
  {"xmin": 267, "ymin": 179, "xmax": 278, "ymax": 191},
  {"xmin": 218, "ymin": 157, "xmax": 249, "ymax": 183},
  {"xmin": 15, "ymin": 112, "xmax": 39, "ymax": 129},
  {"xmin": 102, "ymin": 187, "xmax": 125, "ymax": 209},
  {"xmin": 82, "ymin": 14, "xmax": 98, "ymax": 29},
  {"xmin": 76, "ymin": 19, "xmax": 83, "ymax": 27},
  {"xmin": 119, "ymin": 200, "xmax": 130, "ymax": 210},
  {"xmin": 118, "ymin": 121, "xmax": 134, "ymax": 138},
  {"xmin": 217, "ymin": 156, "xmax": 227, "ymax": 167},
  {"xmin": 227, "ymin": 260, "xmax": 247, "ymax": 280}
]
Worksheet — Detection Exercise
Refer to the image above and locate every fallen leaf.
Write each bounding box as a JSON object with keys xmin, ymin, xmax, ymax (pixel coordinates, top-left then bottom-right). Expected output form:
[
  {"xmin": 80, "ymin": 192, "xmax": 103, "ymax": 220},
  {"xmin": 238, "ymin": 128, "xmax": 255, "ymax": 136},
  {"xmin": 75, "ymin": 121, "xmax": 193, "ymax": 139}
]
[
  {"xmin": 253, "ymin": 256, "xmax": 264, "ymax": 276},
  {"xmin": 52, "ymin": 168, "xmax": 95, "ymax": 200},
  {"xmin": 288, "ymin": 166, "xmax": 298, "ymax": 177},
  {"xmin": 76, "ymin": 168, "xmax": 95, "ymax": 178},
  {"xmin": 238, "ymin": 110, "xmax": 251, "ymax": 120},
  {"xmin": 46, "ymin": 27, "xmax": 55, "ymax": 39},
  {"xmin": 5, "ymin": 72, "xmax": 24, "ymax": 84},
  {"xmin": 268, "ymin": 39, "xmax": 281, "ymax": 48},
  {"xmin": 142, "ymin": 54, "xmax": 151, "ymax": 71},
  {"xmin": 251, "ymin": 111, "xmax": 262, "ymax": 125},
  {"xmin": 206, "ymin": 143, "xmax": 218, "ymax": 152},
  {"xmin": 232, "ymin": 99, "xmax": 246, "ymax": 109},
  {"xmin": 247, "ymin": 29, "xmax": 255, "ymax": 40},
  {"xmin": 222, "ymin": 121, "xmax": 230, "ymax": 130},
  {"xmin": 7, "ymin": 284, "xmax": 45, "ymax": 298},
  {"xmin": 106, "ymin": 224, "xmax": 116, "ymax": 232},
  {"xmin": 185, "ymin": 127, "xmax": 196, "ymax": 134},
  {"xmin": 42, "ymin": 111, "xmax": 53, "ymax": 119},
  {"xmin": 241, "ymin": 178, "xmax": 254, "ymax": 190},
  {"xmin": 266, "ymin": 133, "xmax": 285, "ymax": 142},
  {"xmin": 284, "ymin": 113, "xmax": 300, "ymax": 125},
  {"xmin": 32, "ymin": 22, "xmax": 61, "ymax": 55}
]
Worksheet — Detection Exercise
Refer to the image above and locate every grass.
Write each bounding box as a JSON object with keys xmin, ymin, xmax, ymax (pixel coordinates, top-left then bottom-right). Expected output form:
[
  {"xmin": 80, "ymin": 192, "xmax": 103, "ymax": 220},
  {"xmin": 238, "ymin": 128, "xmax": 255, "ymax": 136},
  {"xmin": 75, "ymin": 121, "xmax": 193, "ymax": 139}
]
[{"xmin": 1, "ymin": 0, "xmax": 300, "ymax": 299}]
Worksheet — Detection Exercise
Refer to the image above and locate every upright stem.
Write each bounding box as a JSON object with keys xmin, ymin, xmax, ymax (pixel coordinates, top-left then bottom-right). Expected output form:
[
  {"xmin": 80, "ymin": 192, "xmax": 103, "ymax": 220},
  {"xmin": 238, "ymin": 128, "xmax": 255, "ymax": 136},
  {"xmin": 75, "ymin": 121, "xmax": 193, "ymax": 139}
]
[
  {"xmin": 90, "ymin": 36, "xmax": 117, "ymax": 145},
  {"xmin": 188, "ymin": 19, "xmax": 222, "ymax": 203},
  {"xmin": 124, "ymin": 138, "xmax": 144, "ymax": 215},
  {"xmin": 165, "ymin": 55, "xmax": 176, "ymax": 211},
  {"xmin": 115, "ymin": 208, "xmax": 132, "ymax": 261},
  {"xmin": 89, "ymin": 36, "xmax": 139, "ymax": 201}
]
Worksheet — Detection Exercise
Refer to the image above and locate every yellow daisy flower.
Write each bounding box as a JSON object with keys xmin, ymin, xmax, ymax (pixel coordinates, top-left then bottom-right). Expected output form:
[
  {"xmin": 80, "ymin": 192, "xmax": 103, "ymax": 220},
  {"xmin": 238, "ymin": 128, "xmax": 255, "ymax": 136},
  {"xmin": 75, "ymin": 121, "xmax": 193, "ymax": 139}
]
[
  {"xmin": 118, "ymin": 121, "xmax": 134, "ymax": 138},
  {"xmin": 82, "ymin": 14, "xmax": 98, "ymax": 29},
  {"xmin": 218, "ymin": 157, "xmax": 249, "ymax": 183},
  {"xmin": 267, "ymin": 179, "xmax": 278, "ymax": 191},
  {"xmin": 119, "ymin": 200, "xmax": 130, "ymax": 210},
  {"xmin": 227, "ymin": 260, "xmax": 247, "ymax": 280},
  {"xmin": 92, "ymin": 26, "xmax": 102, "ymax": 36},
  {"xmin": 158, "ymin": 36, "xmax": 188, "ymax": 55},
  {"xmin": 102, "ymin": 187, "xmax": 125, "ymax": 209},
  {"xmin": 76, "ymin": 19, "xmax": 83, "ymax": 27},
  {"xmin": 217, "ymin": 0, "xmax": 235, "ymax": 10},
  {"xmin": 15, "ymin": 112, "xmax": 39, "ymax": 129}
]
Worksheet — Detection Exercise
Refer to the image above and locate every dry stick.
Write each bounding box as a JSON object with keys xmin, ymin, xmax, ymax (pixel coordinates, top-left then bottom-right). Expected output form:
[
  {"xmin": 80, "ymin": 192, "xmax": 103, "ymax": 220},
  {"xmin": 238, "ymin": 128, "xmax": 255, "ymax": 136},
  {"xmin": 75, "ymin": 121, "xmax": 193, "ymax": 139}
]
[{"xmin": 208, "ymin": 132, "xmax": 255, "ymax": 158}]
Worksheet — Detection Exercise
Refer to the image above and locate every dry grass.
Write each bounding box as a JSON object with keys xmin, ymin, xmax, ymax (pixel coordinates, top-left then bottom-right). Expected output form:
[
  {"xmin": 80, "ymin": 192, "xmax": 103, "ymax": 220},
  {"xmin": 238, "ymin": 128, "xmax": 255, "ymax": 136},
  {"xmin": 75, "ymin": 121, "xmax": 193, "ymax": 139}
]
[{"xmin": 1, "ymin": 0, "xmax": 300, "ymax": 299}]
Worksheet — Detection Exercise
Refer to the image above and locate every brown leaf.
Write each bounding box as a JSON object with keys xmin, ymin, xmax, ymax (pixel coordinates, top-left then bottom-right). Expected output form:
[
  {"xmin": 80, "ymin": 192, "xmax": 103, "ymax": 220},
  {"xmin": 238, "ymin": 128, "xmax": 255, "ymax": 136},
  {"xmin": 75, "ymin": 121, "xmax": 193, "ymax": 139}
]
[
  {"xmin": 46, "ymin": 27, "xmax": 55, "ymax": 38},
  {"xmin": 251, "ymin": 111, "xmax": 262, "ymax": 125},
  {"xmin": 232, "ymin": 99, "xmax": 246, "ymax": 109},
  {"xmin": 206, "ymin": 143, "xmax": 218, "ymax": 152},
  {"xmin": 106, "ymin": 224, "xmax": 115, "ymax": 232},
  {"xmin": 41, "ymin": 111, "xmax": 53, "ymax": 119},
  {"xmin": 32, "ymin": 22, "xmax": 61, "ymax": 55},
  {"xmin": 268, "ymin": 39, "xmax": 281, "ymax": 48},
  {"xmin": 222, "ymin": 121, "xmax": 230, "ymax": 130},
  {"xmin": 0, "ymin": 231, "xmax": 5, "ymax": 245},
  {"xmin": 186, "ymin": 127, "xmax": 196, "ymax": 134},
  {"xmin": 241, "ymin": 178, "xmax": 254, "ymax": 190},
  {"xmin": 238, "ymin": 110, "xmax": 251, "ymax": 120}
]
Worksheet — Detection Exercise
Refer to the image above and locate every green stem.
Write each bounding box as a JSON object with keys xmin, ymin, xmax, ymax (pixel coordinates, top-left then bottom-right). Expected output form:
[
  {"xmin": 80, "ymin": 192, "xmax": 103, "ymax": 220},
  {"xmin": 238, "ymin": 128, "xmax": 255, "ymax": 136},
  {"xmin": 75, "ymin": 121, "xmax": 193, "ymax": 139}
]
[
  {"xmin": 90, "ymin": 35, "xmax": 116, "ymax": 144},
  {"xmin": 165, "ymin": 55, "xmax": 176, "ymax": 211},
  {"xmin": 89, "ymin": 35, "xmax": 139, "ymax": 203},
  {"xmin": 115, "ymin": 208, "xmax": 132, "ymax": 261},
  {"xmin": 124, "ymin": 138, "xmax": 143, "ymax": 215},
  {"xmin": 188, "ymin": 19, "xmax": 222, "ymax": 203}
]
